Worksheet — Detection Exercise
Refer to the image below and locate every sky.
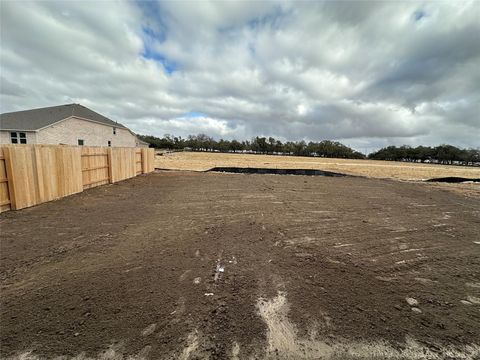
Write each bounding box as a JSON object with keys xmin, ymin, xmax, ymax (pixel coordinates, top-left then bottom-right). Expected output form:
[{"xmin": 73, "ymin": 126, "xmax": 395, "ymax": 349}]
[{"xmin": 1, "ymin": 0, "xmax": 479, "ymax": 153}]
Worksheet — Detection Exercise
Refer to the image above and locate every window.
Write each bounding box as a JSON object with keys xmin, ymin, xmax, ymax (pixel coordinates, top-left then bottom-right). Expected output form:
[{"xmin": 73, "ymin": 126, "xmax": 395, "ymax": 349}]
[
  {"xmin": 78, "ymin": 139, "xmax": 84, "ymax": 146},
  {"xmin": 113, "ymin": 127, "xmax": 116, "ymax": 135},
  {"xmin": 108, "ymin": 140, "xmax": 111, "ymax": 147},
  {"xmin": 10, "ymin": 132, "xmax": 27, "ymax": 144}
]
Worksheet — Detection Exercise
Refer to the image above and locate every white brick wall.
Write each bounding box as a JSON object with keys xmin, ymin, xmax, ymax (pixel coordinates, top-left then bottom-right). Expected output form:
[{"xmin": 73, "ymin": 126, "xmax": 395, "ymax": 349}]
[
  {"xmin": 0, "ymin": 130, "xmax": 37, "ymax": 144},
  {"xmin": 36, "ymin": 116, "xmax": 137, "ymax": 147}
]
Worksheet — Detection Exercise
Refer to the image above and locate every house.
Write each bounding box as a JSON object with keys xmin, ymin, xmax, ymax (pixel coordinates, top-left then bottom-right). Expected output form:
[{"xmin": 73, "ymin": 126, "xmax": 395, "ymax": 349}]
[{"xmin": 0, "ymin": 103, "xmax": 149, "ymax": 148}]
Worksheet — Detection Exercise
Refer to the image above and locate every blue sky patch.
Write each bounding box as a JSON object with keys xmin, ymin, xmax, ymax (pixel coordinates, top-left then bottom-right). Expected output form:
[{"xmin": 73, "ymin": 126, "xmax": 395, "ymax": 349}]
[
  {"xmin": 141, "ymin": 25, "xmax": 166, "ymax": 44},
  {"xmin": 141, "ymin": 46, "xmax": 177, "ymax": 74},
  {"xmin": 136, "ymin": 1, "xmax": 175, "ymax": 74}
]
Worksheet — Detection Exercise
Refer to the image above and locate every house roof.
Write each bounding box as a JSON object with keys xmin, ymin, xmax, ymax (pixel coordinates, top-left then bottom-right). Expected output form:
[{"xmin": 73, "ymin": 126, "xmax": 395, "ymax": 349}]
[
  {"xmin": 136, "ymin": 138, "xmax": 150, "ymax": 146},
  {"xmin": 0, "ymin": 103, "xmax": 128, "ymax": 131}
]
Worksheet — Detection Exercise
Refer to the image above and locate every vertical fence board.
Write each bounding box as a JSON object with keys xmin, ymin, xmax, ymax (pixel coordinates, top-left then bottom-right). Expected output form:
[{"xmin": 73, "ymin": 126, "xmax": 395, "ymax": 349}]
[
  {"xmin": 33, "ymin": 146, "xmax": 47, "ymax": 202},
  {"xmin": 107, "ymin": 148, "xmax": 113, "ymax": 184},
  {"xmin": 0, "ymin": 148, "xmax": 11, "ymax": 212},
  {"xmin": 148, "ymin": 148, "xmax": 154, "ymax": 172},
  {"xmin": 3, "ymin": 147, "xmax": 17, "ymax": 210},
  {"xmin": 135, "ymin": 149, "xmax": 143, "ymax": 174}
]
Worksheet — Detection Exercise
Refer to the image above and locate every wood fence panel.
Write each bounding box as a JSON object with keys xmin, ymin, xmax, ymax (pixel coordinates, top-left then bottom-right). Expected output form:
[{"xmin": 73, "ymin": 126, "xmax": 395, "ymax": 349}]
[
  {"xmin": 3, "ymin": 145, "xmax": 39, "ymax": 209},
  {"xmin": 0, "ymin": 145, "xmax": 152, "ymax": 212},
  {"xmin": 0, "ymin": 148, "xmax": 11, "ymax": 212},
  {"xmin": 2, "ymin": 145, "xmax": 83, "ymax": 210},
  {"xmin": 81, "ymin": 147, "xmax": 110, "ymax": 189},
  {"xmin": 56, "ymin": 146, "xmax": 83, "ymax": 197},
  {"xmin": 34, "ymin": 145, "xmax": 83, "ymax": 202},
  {"xmin": 111, "ymin": 147, "xmax": 137, "ymax": 182},
  {"xmin": 142, "ymin": 148, "xmax": 155, "ymax": 173}
]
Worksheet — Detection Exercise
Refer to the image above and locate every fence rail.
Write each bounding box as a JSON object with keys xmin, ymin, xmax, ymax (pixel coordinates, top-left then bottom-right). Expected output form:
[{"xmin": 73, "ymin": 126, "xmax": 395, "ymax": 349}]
[{"xmin": 0, "ymin": 145, "xmax": 154, "ymax": 212}]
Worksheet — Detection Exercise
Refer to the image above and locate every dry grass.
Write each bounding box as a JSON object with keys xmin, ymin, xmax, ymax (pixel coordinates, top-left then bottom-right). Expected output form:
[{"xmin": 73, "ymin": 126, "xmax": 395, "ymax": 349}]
[{"xmin": 156, "ymin": 151, "xmax": 480, "ymax": 181}]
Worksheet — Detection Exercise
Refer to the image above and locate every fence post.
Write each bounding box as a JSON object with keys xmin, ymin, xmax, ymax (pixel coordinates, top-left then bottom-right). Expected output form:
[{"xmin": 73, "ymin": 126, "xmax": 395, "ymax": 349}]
[
  {"xmin": 107, "ymin": 147, "xmax": 113, "ymax": 183},
  {"xmin": 3, "ymin": 147, "xmax": 18, "ymax": 210}
]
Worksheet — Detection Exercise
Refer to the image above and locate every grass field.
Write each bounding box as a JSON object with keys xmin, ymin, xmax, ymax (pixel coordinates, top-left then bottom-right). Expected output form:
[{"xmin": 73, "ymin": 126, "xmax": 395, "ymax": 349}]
[{"xmin": 157, "ymin": 152, "xmax": 480, "ymax": 181}]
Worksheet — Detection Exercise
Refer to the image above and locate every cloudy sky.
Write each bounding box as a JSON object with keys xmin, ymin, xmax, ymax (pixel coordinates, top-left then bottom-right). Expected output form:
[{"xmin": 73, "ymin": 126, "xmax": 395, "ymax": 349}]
[{"xmin": 1, "ymin": 1, "xmax": 479, "ymax": 152}]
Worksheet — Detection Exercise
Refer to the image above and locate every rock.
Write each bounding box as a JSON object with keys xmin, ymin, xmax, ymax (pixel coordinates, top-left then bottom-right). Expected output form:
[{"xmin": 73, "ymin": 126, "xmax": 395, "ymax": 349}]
[
  {"xmin": 467, "ymin": 295, "xmax": 480, "ymax": 305},
  {"xmin": 411, "ymin": 307, "xmax": 422, "ymax": 313},
  {"xmin": 142, "ymin": 323, "xmax": 157, "ymax": 336},
  {"xmin": 406, "ymin": 297, "xmax": 419, "ymax": 306}
]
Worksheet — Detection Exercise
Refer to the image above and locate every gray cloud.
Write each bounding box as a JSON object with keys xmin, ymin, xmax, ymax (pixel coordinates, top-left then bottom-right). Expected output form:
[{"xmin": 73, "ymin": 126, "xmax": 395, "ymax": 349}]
[{"xmin": 1, "ymin": 0, "xmax": 479, "ymax": 152}]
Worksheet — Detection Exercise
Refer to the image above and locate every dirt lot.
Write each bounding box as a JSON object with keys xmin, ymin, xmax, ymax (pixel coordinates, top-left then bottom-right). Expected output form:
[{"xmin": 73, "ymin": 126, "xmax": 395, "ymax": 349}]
[
  {"xmin": 157, "ymin": 152, "xmax": 480, "ymax": 181},
  {"xmin": 1, "ymin": 171, "xmax": 480, "ymax": 359}
]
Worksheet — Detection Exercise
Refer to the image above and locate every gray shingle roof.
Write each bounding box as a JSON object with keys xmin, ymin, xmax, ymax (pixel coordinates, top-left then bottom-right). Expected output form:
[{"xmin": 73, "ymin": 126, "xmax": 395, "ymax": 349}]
[{"xmin": 0, "ymin": 104, "xmax": 128, "ymax": 131}]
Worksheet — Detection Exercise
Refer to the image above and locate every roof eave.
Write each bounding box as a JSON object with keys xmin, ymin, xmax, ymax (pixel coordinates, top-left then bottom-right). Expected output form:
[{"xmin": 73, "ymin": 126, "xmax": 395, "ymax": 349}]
[
  {"xmin": 0, "ymin": 128, "xmax": 39, "ymax": 132},
  {"xmin": 33, "ymin": 115, "xmax": 128, "ymax": 132}
]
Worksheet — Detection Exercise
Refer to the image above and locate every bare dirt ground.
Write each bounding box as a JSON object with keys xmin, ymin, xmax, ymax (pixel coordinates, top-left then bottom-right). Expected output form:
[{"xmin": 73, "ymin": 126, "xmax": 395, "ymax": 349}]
[
  {"xmin": 1, "ymin": 171, "xmax": 480, "ymax": 359},
  {"xmin": 157, "ymin": 152, "xmax": 480, "ymax": 181}
]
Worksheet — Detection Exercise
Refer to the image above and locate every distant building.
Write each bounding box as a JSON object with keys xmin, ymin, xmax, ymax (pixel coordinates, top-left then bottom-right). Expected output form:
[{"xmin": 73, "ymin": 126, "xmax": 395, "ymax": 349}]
[{"xmin": 0, "ymin": 103, "xmax": 149, "ymax": 148}]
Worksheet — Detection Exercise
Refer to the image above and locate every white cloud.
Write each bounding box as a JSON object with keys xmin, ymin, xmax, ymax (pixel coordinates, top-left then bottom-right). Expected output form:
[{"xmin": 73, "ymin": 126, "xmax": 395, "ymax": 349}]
[{"xmin": 1, "ymin": 0, "xmax": 479, "ymax": 151}]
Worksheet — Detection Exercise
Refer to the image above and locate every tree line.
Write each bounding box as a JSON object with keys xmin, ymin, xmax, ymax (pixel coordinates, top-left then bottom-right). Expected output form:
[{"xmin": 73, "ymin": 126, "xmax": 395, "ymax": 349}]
[
  {"xmin": 368, "ymin": 145, "xmax": 479, "ymax": 165},
  {"xmin": 137, "ymin": 133, "xmax": 479, "ymax": 165},
  {"xmin": 137, "ymin": 134, "xmax": 365, "ymax": 159}
]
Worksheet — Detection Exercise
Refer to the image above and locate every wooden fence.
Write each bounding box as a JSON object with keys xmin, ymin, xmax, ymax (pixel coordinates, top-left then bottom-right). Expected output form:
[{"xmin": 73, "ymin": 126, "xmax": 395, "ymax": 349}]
[
  {"xmin": 0, "ymin": 148, "xmax": 11, "ymax": 213},
  {"xmin": 0, "ymin": 145, "xmax": 154, "ymax": 212}
]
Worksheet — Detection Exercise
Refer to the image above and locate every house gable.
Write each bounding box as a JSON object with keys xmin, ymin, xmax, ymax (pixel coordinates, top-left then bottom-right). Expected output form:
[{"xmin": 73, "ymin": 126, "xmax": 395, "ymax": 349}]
[{"xmin": 36, "ymin": 116, "xmax": 136, "ymax": 147}]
